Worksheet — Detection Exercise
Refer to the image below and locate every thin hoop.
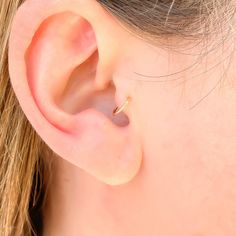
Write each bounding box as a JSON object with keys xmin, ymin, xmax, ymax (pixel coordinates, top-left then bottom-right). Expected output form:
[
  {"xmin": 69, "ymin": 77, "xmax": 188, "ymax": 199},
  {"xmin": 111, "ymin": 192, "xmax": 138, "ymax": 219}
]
[{"xmin": 113, "ymin": 97, "xmax": 131, "ymax": 116}]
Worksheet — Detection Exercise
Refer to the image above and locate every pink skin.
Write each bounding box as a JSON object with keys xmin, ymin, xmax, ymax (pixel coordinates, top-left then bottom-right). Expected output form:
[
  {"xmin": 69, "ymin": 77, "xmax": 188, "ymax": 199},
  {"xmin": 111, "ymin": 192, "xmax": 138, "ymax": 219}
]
[{"xmin": 8, "ymin": 0, "xmax": 236, "ymax": 235}]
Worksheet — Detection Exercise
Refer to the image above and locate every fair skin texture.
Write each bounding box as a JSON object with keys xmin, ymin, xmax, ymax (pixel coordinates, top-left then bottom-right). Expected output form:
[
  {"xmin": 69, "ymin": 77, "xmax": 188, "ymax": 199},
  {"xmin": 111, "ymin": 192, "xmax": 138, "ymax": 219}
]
[{"xmin": 8, "ymin": 0, "xmax": 236, "ymax": 235}]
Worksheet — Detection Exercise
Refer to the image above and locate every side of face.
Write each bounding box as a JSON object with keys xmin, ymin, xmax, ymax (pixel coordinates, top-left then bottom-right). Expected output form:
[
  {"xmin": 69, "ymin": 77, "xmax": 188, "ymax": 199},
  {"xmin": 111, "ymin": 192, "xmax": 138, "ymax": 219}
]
[
  {"xmin": 106, "ymin": 35, "xmax": 236, "ymax": 235},
  {"xmin": 8, "ymin": 0, "xmax": 236, "ymax": 235}
]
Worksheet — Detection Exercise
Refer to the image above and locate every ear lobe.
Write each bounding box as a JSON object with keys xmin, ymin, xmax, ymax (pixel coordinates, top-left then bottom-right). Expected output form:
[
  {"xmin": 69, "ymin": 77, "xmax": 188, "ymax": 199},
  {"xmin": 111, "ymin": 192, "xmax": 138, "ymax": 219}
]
[{"xmin": 8, "ymin": 0, "xmax": 142, "ymax": 185}]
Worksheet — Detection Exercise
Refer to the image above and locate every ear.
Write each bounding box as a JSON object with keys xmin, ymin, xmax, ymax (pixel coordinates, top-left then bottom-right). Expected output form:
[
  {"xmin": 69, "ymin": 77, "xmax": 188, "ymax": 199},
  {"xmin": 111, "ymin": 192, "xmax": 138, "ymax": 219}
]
[{"xmin": 8, "ymin": 0, "xmax": 142, "ymax": 185}]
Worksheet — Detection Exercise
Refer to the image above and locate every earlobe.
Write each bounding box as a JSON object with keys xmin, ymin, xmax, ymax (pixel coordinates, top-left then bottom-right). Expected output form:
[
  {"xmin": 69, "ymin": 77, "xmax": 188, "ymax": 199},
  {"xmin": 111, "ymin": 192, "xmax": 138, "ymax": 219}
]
[{"xmin": 8, "ymin": 0, "xmax": 142, "ymax": 185}]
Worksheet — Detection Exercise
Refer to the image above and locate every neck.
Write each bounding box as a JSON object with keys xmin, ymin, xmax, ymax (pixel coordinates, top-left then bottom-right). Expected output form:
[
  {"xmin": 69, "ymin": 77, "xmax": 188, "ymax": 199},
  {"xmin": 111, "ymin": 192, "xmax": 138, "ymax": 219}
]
[{"xmin": 42, "ymin": 156, "xmax": 112, "ymax": 236}]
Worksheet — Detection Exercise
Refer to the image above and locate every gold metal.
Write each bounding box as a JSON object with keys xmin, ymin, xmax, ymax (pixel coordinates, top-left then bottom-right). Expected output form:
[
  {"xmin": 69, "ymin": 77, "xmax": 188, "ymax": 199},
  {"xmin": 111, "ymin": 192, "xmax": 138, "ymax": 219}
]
[{"xmin": 113, "ymin": 97, "xmax": 131, "ymax": 116}]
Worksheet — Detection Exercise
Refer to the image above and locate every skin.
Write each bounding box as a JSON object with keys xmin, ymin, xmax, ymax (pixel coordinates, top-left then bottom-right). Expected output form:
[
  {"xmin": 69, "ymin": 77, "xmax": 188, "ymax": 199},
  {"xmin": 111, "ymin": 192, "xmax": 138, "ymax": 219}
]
[{"xmin": 8, "ymin": 0, "xmax": 236, "ymax": 235}]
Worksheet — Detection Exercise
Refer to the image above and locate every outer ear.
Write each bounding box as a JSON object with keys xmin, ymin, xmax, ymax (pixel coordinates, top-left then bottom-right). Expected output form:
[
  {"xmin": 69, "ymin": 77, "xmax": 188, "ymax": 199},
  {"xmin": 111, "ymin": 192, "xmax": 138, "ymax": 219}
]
[{"xmin": 8, "ymin": 0, "xmax": 142, "ymax": 185}]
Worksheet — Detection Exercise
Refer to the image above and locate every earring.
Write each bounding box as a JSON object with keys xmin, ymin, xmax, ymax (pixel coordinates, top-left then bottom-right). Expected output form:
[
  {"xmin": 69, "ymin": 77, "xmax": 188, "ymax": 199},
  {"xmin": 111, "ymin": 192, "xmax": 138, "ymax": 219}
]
[{"xmin": 113, "ymin": 97, "xmax": 131, "ymax": 116}]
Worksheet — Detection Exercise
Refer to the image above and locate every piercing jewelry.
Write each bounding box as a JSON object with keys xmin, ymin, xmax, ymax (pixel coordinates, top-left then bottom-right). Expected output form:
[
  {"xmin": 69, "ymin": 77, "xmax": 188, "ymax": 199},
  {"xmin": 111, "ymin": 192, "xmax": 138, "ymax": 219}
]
[{"xmin": 113, "ymin": 97, "xmax": 131, "ymax": 116}]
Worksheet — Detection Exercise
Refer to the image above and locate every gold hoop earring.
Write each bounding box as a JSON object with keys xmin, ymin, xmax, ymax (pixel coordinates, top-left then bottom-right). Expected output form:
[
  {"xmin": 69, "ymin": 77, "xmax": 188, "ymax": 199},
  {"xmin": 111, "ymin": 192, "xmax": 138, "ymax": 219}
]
[{"xmin": 113, "ymin": 97, "xmax": 131, "ymax": 116}]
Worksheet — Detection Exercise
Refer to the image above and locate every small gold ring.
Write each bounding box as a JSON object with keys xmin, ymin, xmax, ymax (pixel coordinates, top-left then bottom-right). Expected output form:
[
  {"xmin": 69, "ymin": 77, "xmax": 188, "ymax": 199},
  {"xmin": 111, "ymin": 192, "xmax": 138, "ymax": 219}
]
[{"xmin": 113, "ymin": 97, "xmax": 131, "ymax": 116}]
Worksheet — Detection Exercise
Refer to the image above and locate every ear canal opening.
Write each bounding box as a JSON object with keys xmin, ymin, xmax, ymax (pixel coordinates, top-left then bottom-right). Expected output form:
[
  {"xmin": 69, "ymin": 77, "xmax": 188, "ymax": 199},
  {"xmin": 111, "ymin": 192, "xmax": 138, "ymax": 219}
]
[{"xmin": 57, "ymin": 51, "xmax": 130, "ymax": 127}]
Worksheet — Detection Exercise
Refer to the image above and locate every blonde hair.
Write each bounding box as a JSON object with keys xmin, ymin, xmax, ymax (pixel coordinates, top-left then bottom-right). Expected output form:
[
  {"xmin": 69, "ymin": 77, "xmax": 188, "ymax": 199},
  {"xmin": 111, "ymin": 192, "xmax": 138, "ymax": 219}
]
[
  {"xmin": 0, "ymin": 1, "xmax": 51, "ymax": 235},
  {"xmin": 0, "ymin": 0, "xmax": 235, "ymax": 235}
]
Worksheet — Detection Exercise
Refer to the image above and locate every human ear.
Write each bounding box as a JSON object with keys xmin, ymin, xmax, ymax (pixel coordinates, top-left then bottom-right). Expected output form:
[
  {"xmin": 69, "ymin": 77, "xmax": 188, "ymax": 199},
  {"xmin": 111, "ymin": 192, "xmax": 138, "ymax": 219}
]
[{"xmin": 8, "ymin": 0, "xmax": 142, "ymax": 185}]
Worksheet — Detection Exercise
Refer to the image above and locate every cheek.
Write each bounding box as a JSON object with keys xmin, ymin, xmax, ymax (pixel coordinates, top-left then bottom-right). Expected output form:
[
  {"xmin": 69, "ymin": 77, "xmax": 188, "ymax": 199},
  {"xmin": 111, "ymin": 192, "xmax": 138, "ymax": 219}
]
[{"xmin": 133, "ymin": 83, "xmax": 236, "ymax": 235}]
